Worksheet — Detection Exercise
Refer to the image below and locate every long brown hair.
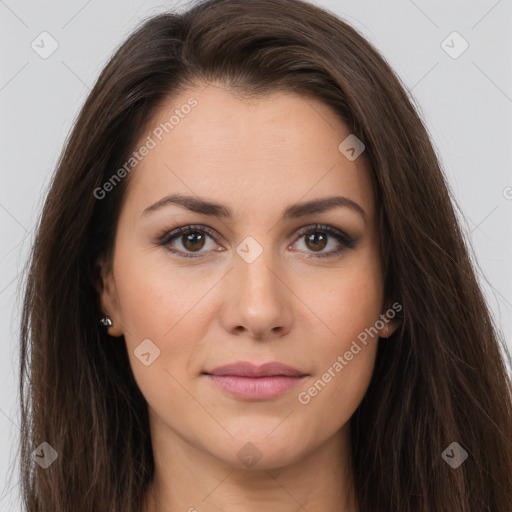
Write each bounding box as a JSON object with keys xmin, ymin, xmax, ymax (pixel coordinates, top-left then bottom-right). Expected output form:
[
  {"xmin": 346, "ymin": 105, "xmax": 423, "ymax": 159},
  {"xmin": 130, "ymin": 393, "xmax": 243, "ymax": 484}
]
[{"xmin": 18, "ymin": 0, "xmax": 512, "ymax": 510}]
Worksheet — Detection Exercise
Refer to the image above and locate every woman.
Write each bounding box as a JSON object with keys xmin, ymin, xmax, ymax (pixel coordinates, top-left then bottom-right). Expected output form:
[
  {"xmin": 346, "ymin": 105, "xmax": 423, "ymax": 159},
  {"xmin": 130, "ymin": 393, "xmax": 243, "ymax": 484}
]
[{"xmin": 18, "ymin": 0, "xmax": 512, "ymax": 510}]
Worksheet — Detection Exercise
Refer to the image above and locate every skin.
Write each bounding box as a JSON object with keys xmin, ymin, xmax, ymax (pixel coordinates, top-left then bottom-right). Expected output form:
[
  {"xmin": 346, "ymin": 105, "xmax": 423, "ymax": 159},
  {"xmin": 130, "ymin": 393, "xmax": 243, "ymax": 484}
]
[{"xmin": 98, "ymin": 82, "xmax": 400, "ymax": 512}]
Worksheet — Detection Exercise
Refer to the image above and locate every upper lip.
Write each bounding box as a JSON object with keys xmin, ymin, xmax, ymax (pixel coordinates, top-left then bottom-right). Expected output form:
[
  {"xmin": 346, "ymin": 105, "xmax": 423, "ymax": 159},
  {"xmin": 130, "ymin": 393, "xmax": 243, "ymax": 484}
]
[{"xmin": 203, "ymin": 361, "xmax": 306, "ymax": 378}]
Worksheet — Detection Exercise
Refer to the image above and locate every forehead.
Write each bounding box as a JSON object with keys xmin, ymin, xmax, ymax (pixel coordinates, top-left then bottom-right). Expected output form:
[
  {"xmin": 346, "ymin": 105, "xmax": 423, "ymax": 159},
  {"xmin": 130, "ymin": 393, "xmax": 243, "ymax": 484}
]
[{"xmin": 122, "ymin": 83, "xmax": 374, "ymax": 221}]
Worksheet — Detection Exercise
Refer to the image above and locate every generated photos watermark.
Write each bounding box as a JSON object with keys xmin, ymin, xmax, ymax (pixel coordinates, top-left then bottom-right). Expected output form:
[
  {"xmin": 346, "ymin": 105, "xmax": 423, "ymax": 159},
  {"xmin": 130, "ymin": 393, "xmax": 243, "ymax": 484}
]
[
  {"xmin": 298, "ymin": 301, "xmax": 402, "ymax": 405},
  {"xmin": 94, "ymin": 97, "xmax": 198, "ymax": 200}
]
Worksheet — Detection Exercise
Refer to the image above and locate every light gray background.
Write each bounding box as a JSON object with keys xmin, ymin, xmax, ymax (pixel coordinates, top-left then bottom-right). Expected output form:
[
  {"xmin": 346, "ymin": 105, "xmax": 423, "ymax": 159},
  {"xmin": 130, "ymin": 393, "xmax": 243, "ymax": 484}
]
[{"xmin": 1, "ymin": 0, "xmax": 511, "ymax": 509}]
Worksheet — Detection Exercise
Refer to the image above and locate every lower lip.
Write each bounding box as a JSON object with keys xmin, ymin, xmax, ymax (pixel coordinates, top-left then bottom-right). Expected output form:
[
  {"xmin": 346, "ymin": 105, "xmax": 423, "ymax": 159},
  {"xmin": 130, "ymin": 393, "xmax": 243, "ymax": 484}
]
[{"xmin": 205, "ymin": 374, "xmax": 305, "ymax": 400}]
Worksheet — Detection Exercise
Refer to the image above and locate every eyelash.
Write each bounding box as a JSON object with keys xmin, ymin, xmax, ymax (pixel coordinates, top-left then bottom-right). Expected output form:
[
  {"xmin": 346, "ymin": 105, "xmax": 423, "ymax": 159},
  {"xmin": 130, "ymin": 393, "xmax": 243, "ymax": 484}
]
[{"xmin": 156, "ymin": 223, "xmax": 357, "ymax": 260}]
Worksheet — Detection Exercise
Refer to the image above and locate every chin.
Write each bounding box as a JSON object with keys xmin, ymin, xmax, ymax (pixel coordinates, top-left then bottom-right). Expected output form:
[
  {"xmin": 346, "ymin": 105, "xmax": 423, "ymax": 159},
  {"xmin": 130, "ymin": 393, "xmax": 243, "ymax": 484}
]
[{"xmin": 210, "ymin": 429, "xmax": 309, "ymax": 471}]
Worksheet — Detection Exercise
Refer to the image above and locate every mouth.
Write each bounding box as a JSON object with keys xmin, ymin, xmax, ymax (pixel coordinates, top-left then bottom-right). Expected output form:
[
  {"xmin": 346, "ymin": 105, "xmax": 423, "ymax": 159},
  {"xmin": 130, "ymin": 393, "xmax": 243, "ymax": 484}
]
[{"xmin": 202, "ymin": 361, "xmax": 308, "ymax": 400}]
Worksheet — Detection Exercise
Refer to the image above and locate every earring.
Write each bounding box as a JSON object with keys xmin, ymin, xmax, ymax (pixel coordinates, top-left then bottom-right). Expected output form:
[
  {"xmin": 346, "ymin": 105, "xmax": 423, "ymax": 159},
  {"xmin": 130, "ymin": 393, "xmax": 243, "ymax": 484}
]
[{"xmin": 99, "ymin": 316, "xmax": 112, "ymax": 331}]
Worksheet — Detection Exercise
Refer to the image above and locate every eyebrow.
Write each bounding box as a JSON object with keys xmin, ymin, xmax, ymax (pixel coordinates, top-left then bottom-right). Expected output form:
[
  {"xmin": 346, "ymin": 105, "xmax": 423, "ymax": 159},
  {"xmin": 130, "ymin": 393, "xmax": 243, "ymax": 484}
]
[{"xmin": 142, "ymin": 193, "xmax": 366, "ymax": 223}]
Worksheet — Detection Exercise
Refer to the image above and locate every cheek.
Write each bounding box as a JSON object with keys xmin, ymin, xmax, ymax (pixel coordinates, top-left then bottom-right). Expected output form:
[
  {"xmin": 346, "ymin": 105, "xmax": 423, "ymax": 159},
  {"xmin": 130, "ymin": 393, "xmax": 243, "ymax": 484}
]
[
  {"xmin": 292, "ymin": 251, "xmax": 383, "ymax": 421},
  {"xmin": 113, "ymin": 239, "xmax": 211, "ymax": 341},
  {"xmin": 111, "ymin": 241, "xmax": 230, "ymax": 409},
  {"xmin": 294, "ymin": 305, "xmax": 381, "ymax": 441},
  {"xmin": 295, "ymin": 340, "xmax": 378, "ymax": 447},
  {"xmin": 301, "ymin": 248, "xmax": 384, "ymax": 351}
]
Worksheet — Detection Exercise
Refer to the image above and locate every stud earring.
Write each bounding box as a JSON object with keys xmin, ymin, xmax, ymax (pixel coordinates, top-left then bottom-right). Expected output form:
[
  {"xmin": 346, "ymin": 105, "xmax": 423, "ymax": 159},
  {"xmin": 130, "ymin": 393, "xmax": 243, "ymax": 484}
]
[{"xmin": 99, "ymin": 316, "xmax": 112, "ymax": 331}]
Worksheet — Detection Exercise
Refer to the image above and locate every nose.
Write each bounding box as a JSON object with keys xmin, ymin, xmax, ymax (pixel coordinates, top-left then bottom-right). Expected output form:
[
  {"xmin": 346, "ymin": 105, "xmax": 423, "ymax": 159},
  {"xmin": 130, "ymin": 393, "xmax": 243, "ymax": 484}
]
[{"xmin": 218, "ymin": 246, "xmax": 294, "ymax": 341}]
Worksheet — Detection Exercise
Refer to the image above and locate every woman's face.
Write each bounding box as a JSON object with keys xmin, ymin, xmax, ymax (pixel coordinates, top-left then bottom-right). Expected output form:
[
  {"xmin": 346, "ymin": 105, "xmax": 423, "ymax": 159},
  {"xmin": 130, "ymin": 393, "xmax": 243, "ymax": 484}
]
[{"xmin": 99, "ymin": 83, "xmax": 396, "ymax": 470}]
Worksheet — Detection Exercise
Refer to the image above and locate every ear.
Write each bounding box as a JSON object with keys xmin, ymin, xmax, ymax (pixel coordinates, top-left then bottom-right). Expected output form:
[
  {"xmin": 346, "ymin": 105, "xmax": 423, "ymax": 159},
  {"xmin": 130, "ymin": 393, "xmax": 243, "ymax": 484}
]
[
  {"xmin": 94, "ymin": 257, "xmax": 124, "ymax": 337},
  {"xmin": 377, "ymin": 301, "xmax": 403, "ymax": 339}
]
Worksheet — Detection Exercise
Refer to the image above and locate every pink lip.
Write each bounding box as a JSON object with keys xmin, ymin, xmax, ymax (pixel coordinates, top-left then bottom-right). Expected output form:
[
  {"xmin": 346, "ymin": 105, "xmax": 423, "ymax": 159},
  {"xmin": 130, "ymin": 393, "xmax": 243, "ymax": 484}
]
[{"xmin": 203, "ymin": 361, "xmax": 307, "ymax": 400}]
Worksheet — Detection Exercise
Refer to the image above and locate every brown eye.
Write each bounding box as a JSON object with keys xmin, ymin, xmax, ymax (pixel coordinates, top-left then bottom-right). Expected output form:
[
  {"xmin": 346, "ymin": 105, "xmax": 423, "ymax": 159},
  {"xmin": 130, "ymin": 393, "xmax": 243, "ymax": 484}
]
[
  {"xmin": 292, "ymin": 224, "xmax": 357, "ymax": 259},
  {"xmin": 157, "ymin": 225, "xmax": 220, "ymax": 258},
  {"xmin": 304, "ymin": 232, "xmax": 328, "ymax": 252},
  {"xmin": 181, "ymin": 232, "xmax": 207, "ymax": 252}
]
